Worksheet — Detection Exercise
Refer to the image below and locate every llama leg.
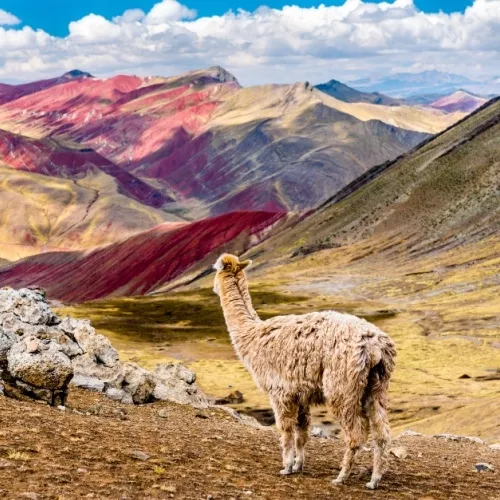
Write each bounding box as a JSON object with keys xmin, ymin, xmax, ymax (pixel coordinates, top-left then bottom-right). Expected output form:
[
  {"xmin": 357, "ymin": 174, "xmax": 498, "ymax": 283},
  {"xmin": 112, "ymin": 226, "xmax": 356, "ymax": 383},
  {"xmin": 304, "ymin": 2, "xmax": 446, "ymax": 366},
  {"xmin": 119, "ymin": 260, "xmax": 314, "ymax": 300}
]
[
  {"xmin": 271, "ymin": 397, "xmax": 298, "ymax": 475},
  {"xmin": 293, "ymin": 404, "xmax": 310, "ymax": 473},
  {"xmin": 332, "ymin": 407, "xmax": 369, "ymax": 485},
  {"xmin": 366, "ymin": 395, "xmax": 391, "ymax": 490}
]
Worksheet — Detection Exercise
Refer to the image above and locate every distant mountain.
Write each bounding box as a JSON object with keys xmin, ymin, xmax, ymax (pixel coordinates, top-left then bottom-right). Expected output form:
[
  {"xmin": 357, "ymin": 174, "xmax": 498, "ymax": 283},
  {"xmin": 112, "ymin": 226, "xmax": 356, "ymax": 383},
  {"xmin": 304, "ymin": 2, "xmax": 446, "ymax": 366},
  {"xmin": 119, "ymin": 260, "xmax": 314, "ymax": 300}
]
[
  {"xmin": 0, "ymin": 129, "xmax": 166, "ymax": 207},
  {"xmin": 0, "ymin": 66, "xmax": 467, "ymax": 284},
  {"xmin": 0, "ymin": 128, "xmax": 180, "ymax": 260},
  {"xmin": 404, "ymin": 93, "xmax": 448, "ymax": 106},
  {"xmin": 0, "ymin": 69, "xmax": 93, "ymax": 105},
  {"xmin": 315, "ymin": 79, "xmax": 402, "ymax": 106},
  {"xmin": 429, "ymin": 90, "xmax": 488, "ymax": 114},
  {"xmin": 350, "ymin": 70, "xmax": 476, "ymax": 97},
  {"xmin": 0, "ymin": 68, "xmax": 450, "ymax": 222}
]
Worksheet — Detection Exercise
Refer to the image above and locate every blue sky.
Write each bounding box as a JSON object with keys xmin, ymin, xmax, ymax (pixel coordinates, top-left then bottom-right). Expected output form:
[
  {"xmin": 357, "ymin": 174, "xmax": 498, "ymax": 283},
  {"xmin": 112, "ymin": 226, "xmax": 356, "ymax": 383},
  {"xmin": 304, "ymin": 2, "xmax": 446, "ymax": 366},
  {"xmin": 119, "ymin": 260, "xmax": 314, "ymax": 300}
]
[
  {"xmin": 3, "ymin": 0, "xmax": 474, "ymax": 36},
  {"xmin": 0, "ymin": 0, "xmax": 497, "ymax": 87}
]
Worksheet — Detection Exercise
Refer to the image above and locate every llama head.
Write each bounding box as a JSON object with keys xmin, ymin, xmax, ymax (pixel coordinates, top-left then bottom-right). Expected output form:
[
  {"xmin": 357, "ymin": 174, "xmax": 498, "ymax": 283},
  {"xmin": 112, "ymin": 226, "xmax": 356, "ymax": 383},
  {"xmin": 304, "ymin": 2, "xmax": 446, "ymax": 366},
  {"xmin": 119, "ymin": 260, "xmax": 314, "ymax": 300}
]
[{"xmin": 213, "ymin": 253, "xmax": 252, "ymax": 295}]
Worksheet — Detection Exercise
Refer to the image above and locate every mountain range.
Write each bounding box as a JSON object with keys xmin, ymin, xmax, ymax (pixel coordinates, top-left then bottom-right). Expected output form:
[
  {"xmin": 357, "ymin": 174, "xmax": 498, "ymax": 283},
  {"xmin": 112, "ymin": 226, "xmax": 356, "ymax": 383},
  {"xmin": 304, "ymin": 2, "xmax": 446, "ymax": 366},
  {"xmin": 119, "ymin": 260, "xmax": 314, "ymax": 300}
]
[
  {"xmin": 0, "ymin": 66, "xmax": 468, "ymax": 265},
  {"xmin": 350, "ymin": 70, "xmax": 500, "ymax": 99},
  {"xmin": 316, "ymin": 77, "xmax": 488, "ymax": 114}
]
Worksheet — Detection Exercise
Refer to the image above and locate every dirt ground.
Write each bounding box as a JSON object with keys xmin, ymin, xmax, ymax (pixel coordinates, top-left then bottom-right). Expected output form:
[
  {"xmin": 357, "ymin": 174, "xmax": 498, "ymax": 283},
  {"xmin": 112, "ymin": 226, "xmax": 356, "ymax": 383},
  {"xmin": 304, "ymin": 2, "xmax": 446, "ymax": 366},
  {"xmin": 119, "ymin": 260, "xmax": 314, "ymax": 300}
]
[{"xmin": 0, "ymin": 390, "xmax": 499, "ymax": 499}]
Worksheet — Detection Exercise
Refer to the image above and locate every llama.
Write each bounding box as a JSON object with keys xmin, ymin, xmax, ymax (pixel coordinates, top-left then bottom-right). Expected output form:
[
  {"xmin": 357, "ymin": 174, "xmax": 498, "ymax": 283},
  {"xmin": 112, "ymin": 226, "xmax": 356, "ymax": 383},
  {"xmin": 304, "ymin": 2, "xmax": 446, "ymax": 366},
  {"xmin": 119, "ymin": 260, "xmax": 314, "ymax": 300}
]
[{"xmin": 213, "ymin": 253, "xmax": 396, "ymax": 490}]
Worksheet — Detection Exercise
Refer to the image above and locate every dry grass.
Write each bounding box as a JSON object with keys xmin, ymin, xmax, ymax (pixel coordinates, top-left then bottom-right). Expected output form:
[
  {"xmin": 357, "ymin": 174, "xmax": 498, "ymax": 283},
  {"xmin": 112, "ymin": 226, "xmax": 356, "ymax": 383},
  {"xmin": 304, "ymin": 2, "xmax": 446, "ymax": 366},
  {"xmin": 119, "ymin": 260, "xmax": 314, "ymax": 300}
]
[{"xmin": 6, "ymin": 451, "xmax": 32, "ymax": 461}]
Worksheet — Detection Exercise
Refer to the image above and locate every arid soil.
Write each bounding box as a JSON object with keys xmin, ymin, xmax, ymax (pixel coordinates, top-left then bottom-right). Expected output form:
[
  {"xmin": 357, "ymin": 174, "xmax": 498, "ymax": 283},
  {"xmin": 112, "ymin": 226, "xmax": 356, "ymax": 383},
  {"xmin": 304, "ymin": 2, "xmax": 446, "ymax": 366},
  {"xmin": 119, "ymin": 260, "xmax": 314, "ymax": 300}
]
[{"xmin": 0, "ymin": 389, "xmax": 499, "ymax": 499}]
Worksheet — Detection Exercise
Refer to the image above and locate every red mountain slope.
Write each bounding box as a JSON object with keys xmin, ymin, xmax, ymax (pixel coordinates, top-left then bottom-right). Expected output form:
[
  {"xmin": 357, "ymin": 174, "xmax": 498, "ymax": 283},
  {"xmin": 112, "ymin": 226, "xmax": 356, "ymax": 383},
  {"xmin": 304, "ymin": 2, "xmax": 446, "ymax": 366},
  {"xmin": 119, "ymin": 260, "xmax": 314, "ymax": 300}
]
[
  {"xmin": 0, "ymin": 129, "xmax": 168, "ymax": 207},
  {"xmin": 0, "ymin": 211, "xmax": 284, "ymax": 302},
  {"xmin": 0, "ymin": 70, "xmax": 93, "ymax": 105},
  {"xmin": 430, "ymin": 90, "xmax": 488, "ymax": 113}
]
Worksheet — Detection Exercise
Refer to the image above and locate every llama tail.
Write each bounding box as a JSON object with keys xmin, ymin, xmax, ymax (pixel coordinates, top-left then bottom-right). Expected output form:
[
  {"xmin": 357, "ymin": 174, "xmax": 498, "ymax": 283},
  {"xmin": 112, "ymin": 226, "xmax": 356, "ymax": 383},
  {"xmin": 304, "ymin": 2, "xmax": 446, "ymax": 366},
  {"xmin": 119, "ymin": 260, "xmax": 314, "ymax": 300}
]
[
  {"xmin": 367, "ymin": 336, "xmax": 396, "ymax": 399},
  {"xmin": 363, "ymin": 336, "xmax": 396, "ymax": 486},
  {"xmin": 364, "ymin": 336, "xmax": 396, "ymax": 417}
]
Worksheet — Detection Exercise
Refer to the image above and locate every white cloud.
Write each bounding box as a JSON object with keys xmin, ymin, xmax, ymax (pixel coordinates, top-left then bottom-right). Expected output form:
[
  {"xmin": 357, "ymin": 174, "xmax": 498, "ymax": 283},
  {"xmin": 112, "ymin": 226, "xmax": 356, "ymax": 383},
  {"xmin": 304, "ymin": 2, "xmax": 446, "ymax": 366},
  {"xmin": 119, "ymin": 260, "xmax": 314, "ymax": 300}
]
[
  {"xmin": 144, "ymin": 0, "xmax": 197, "ymax": 24},
  {"xmin": 113, "ymin": 9, "xmax": 146, "ymax": 24},
  {"xmin": 0, "ymin": 0, "xmax": 499, "ymax": 86},
  {"xmin": 0, "ymin": 9, "xmax": 20, "ymax": 26},
  {"xmin": 69, "ymin": 14, "xmax": 123, "ymax": 42}
]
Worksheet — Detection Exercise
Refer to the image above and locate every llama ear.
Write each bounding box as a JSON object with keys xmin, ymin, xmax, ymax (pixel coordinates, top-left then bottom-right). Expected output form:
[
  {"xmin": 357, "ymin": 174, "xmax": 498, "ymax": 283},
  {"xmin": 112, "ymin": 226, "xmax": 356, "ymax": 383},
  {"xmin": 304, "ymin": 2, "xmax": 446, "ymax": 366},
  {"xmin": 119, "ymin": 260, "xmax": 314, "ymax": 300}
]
[{"xmin": 239, "ymin": 259, "xmax": 252, "ymax": 271}]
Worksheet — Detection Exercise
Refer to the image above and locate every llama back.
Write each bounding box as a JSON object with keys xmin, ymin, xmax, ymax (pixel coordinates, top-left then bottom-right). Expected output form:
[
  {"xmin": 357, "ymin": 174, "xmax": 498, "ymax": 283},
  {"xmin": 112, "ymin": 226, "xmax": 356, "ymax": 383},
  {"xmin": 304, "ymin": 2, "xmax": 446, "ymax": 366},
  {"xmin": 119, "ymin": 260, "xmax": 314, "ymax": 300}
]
[
  {"xmin": 260, "ymin": 310, "xmax": 392, "ymax": 362},
  {"xmin": 256, "ymin": 311, "xmax": 394, "ymax": 393}
]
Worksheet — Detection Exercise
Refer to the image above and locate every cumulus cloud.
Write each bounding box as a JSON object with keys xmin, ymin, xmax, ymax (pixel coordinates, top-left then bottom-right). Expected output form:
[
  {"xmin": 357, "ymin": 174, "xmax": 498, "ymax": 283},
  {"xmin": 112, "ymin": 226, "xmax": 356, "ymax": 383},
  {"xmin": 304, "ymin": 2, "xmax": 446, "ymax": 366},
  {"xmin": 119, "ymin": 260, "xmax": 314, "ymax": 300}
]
[
  {"xmin": 145, "ymin": 0, "xmax": 197, "ymax": 23},
  {"xmin": 69, "ymin": 14, "xmax": 123, "ymax": 42},
  {"xmin": 0, "ymin": 0, "xmax": 500, "ymax": 86},
  {"xmin": 0, "ymin": 9, "xmax": 20, "ymax": 26}
]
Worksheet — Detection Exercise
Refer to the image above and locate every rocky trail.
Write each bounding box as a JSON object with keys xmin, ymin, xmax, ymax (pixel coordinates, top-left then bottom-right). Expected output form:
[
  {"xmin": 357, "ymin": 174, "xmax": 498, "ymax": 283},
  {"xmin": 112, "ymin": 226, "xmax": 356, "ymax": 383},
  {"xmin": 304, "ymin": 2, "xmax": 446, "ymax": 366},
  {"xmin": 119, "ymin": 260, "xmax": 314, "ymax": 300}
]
[{"xmin": 0, "ymin": 388, "xmax": 499, "ymax": 499}]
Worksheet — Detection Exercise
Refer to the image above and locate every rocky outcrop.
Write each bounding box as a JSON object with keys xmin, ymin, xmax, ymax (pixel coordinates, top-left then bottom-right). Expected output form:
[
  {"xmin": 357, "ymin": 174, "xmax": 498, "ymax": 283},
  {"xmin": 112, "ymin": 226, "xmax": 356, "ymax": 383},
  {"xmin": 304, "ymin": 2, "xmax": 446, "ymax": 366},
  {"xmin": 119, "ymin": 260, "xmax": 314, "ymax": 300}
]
[
  {"xmin": 0, "ymin": 288, "xmax": 73, "ymax": 404},
  {"xmin": 0, "ymin": 287, "xmax": 208, "ymax": 408},
  {"xmin": 153, "ymin": 363, "xmax": 207, "ymax": 408},
  {"xmin": 105, "ymin": 363, "xmax": 156, "ymax": 405}
]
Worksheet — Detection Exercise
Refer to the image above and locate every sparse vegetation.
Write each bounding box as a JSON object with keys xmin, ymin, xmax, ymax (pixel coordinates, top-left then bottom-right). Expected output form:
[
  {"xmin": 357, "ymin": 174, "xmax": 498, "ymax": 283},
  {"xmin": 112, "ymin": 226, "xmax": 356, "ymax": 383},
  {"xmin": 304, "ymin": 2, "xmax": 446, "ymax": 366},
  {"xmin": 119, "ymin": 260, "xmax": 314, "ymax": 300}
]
[
  {"xmin": 153, "ymin": 465, "xmax": 166, "ymax": 475},
  {"xmin": 6, "ymin": 450, "xmax": 32, "ymax": 461}
]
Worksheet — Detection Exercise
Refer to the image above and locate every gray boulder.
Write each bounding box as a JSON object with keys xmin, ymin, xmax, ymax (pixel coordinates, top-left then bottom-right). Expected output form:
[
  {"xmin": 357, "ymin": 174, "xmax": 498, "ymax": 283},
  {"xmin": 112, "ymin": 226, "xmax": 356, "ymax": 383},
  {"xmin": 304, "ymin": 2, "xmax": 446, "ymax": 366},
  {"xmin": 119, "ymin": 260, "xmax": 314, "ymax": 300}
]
[
  {"xmin": 61, "ymin": 316, "xmax": 123, "ymax": 389},
  {"xmin": 121, "ymin": 363, "xmax": 156, "ymax": 404},
  {"xmin": 60, "ymin": 317, "xmax": 118, "ymax": 366},
  {"xmin": 105, "ymin": 387, "xmax": 130, "ymax": 403},
  {"xmin": 70, "ymin": 374, "xmax": 105, "ymax": 392},
  {"xmin": 0, "ymin": 288, "xmax": 58, "ymax": 326},
  {"xmin": 0, "ymin": 327, "xmax": 16, "ymax": 363},
  {"xmin": 153, "ymin": 363, "xmax": 208, "ymax": 407},
  {"xmin": 7, "ymin": 336, "xmax": 73, "ymax": 405},
  {"xmin": 101, "ymin": 363, "xmax": 156, "ymax": 405}
]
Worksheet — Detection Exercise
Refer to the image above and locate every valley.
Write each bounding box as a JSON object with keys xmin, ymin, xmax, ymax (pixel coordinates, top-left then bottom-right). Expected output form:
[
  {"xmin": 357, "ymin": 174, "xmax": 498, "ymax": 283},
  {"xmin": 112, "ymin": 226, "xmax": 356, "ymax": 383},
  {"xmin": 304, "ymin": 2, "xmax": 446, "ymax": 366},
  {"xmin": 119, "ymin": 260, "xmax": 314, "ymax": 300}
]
[
  {"xmin": 0, "ymin": 67, "xmax": 498, "ymax": 447},
  {"xmin": 54, "ymin": 95, "xmax": 500, "ymax": 441}
]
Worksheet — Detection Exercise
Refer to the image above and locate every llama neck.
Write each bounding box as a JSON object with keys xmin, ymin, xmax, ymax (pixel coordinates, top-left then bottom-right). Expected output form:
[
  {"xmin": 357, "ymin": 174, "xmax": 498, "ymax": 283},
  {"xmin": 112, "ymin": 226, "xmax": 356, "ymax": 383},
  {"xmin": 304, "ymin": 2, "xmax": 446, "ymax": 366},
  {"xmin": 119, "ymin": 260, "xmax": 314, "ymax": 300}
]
[
  {"xmin": 236, "ymin": 273, "xmax": 260, "ymax": 322},
  {"xmin": 219, "ymin": 273, "xmax": 260, "ymax": 341}
]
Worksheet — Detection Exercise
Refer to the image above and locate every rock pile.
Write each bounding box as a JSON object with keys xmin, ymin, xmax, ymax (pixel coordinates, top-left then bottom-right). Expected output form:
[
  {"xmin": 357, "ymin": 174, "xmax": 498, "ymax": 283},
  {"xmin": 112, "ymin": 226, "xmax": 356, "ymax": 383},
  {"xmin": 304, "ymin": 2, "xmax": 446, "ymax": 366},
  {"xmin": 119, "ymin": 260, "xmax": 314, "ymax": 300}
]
[{"xmin": 0, "ymin": 287, "xmax": 208, "ymax": 407}]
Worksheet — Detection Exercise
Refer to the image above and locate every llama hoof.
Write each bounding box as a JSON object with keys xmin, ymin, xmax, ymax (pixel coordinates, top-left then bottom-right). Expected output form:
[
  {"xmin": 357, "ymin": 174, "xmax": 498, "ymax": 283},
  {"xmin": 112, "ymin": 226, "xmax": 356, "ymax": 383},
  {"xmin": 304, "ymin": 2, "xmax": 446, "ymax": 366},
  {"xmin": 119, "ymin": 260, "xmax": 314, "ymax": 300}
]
[
  {"xmin": 292, "ymin": 463, "xmax": 304, "ymax": 473},
  {"xmin": 365, "ymin": 481, "xmax": 379, "ymax": 490},
  {"xmin": 331, "ymin": 478, "xmax": 345, "ymax": 486},
  {"xmin": 280, "ymin": 466, "xmax": 293, "ymax": 476}
]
